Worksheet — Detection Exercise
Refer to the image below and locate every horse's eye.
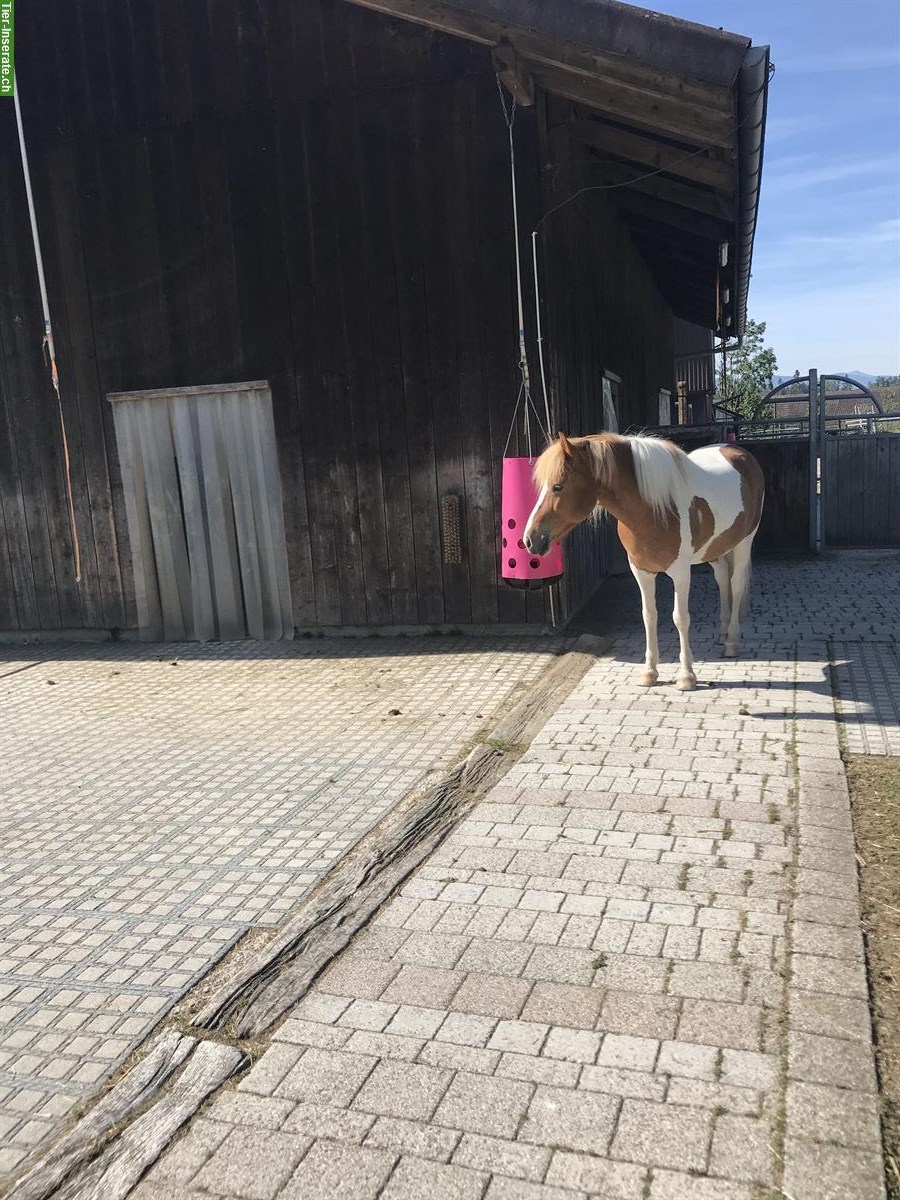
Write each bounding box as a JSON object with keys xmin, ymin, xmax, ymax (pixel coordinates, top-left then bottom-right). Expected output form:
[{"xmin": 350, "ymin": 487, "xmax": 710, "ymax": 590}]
[{"xmin": 552, "ymin": 484, "xmax": 563, "ymax": 494}]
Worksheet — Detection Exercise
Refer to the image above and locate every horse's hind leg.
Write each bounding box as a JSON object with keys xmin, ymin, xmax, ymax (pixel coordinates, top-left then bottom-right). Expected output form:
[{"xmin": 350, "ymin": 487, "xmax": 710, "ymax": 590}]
[
  {"xmin": 724, "ymin": 536, "xmax": 753, "ymax": 657},
  {"xmin": 630, "ymin": 562, "xmax": 659, "ymax": 686},
  {"xmin": 712, "ymin": 557, "xmax": 732, "ymax": 645},
  {"xmin": 670, "ymin": 564, "xmax": 697, "ymax": 691}
]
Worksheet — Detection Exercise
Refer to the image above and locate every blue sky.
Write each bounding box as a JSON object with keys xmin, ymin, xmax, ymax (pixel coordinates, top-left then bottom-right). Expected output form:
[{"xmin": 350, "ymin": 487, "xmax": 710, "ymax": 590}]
[{"xmin": 642, "ymin": 0, "xmax": 900, "ymax": 376}]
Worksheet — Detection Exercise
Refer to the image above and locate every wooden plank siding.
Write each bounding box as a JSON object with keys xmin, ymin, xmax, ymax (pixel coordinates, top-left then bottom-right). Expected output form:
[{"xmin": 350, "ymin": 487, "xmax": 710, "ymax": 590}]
[
  {"xmin": 537, "ymin": 98, "xmax": 678, "ymax": 620},
  {"xmin": 825, "ymin": 435, "xmax": 900, "ymax": 548},
  {"xmin": 0, "ymin": 0, "xmax": 677, "ymax": 634}
]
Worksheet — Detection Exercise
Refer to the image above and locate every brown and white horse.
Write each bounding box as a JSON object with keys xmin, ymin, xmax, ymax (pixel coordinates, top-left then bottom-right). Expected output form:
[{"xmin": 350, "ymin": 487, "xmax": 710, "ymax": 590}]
[{"xmin": 524, "ymin": 433, "xmax": 765, "ymax": 690}]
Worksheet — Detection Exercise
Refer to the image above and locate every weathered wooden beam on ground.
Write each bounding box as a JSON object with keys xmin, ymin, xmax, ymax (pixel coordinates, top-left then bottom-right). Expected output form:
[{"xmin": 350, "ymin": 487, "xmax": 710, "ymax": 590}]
[{"xmin": 7, "ymin": 1033, "xmax": 245, "ymax": 1200}]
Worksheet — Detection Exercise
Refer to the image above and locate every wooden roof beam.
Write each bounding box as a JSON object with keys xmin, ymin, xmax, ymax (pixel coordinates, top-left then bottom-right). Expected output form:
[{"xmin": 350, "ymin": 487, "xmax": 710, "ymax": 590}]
[
  {"xmin": 609, "ymin": 189, "xmax": 732, "ymax": 242},
  {"xmin": 491, "ymin": 41, "xmax": 534, "ymax": 106},
  {"xmin": 581, "ymin": 155, "xmax": 733, "ymax": 220},
  {"xmin": 569, "ymin": 119, "xmax": 734, "ymax": 193},
  {"xmin": 533, "ymin": 62, "xmax": 733, "ymax": 147},
  {"xmin": 345, "ymin": 0, "xmax": 736, "ymax": 147}
]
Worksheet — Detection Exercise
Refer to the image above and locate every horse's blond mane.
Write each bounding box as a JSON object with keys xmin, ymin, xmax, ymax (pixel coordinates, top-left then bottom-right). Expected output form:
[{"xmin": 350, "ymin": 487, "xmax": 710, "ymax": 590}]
[
  {"xmin": 533, "ymin": 434, "xmax": 622, "ymax": 490},
  {"xmin": 533, "ymin": 433, "xmax": 688, "ymax": 518}
]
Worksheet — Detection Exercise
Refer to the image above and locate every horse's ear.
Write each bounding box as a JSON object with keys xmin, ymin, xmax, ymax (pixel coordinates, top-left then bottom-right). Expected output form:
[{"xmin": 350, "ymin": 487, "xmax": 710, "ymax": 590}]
[{"xmin": 558, "ymin": 432, "xmax": 574, "ymax": 459}]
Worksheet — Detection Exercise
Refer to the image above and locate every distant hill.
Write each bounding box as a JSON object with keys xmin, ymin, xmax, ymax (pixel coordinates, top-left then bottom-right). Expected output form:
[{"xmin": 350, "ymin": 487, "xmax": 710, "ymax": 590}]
[
  {"xmin": 846, "ymin": 371, "xmax": 878, "ymax": 384},
  {"xmin": 772, "ymin": 370, "xmax": 881, "ymax": 386}
]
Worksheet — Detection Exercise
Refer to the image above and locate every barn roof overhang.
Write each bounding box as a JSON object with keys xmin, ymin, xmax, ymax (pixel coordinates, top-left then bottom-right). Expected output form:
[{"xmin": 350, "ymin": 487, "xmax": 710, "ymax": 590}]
[{"xmin": 343, "ymin": 0, "xmax": 769, "ymax": 336}]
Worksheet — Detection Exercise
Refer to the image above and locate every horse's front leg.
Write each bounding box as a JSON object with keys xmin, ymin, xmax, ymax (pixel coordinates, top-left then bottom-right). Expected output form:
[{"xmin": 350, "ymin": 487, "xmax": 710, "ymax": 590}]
[
  {"xmin": 630, "ymin": 563, "xmax": 659, "ymax": 686},
  {"xmin": 670, "ymin": 564, "xmax": 697, "ymax": 691}
]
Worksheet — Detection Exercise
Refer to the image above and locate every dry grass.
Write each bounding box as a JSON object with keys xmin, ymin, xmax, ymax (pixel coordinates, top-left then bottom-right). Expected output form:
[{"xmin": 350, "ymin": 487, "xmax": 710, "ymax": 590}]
[{"xmin": 848, "ymin": 755, "xmax": 900, "ymax": 1199}]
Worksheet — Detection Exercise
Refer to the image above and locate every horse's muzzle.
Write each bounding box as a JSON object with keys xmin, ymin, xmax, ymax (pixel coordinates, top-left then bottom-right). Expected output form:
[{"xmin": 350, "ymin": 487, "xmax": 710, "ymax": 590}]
[{"xmin": 524, "ymin": 529, "xmax": 550, "ymax": 557}]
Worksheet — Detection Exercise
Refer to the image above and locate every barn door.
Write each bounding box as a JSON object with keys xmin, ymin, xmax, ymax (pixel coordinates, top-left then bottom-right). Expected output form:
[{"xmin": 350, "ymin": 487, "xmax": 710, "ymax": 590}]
[{"xmin": 108, "ymin": 381, "xmax": 293, "ymax": 641}]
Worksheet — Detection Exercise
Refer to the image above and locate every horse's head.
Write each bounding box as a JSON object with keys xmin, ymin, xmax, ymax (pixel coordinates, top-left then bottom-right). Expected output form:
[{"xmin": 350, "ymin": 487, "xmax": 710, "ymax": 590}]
[{"xmin": 524, "ymin": 432, "xmax": 602, "ymax": 556}]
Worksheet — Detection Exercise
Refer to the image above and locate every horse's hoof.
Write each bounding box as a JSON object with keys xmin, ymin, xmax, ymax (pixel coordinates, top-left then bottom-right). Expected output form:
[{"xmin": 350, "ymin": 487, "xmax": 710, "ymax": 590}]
[
  {"xmin": 676, "ymin": 674, "xmax": 697, "ymax": 691},
  {"xmin": 724, "ymin": 643, "xmax": 739, "ymax": 658},
  {"xmin": 636, "ymin": 671, "xmax": 658, "ymax": 687}
]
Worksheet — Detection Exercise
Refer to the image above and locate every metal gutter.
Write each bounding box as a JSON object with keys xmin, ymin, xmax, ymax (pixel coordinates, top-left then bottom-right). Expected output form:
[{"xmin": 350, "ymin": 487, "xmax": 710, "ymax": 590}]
[{"xmin": 734, "ymin": 44, "xmax": 770, "ymax": 336}]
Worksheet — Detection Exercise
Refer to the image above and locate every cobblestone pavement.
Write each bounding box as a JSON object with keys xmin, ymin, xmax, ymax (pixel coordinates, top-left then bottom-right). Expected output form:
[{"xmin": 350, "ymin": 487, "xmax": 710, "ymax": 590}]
[
  {"xmin": 136, "ymin": 553, "xmax": 898, "ymax": 1200},
  {"xmin": 0, "ymin": 636, "xmax": 559, "ymax": 1179}
]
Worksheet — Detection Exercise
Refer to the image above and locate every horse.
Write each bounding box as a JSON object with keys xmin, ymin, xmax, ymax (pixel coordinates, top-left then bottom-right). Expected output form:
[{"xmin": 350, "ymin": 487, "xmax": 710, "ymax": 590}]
[{"xmin": 523, "ymin": 432, "xmax": 765, "ymax": 691}]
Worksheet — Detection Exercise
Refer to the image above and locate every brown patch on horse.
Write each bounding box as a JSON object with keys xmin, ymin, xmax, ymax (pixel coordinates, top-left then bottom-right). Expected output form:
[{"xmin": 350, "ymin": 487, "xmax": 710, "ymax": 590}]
[
  {"xmin": 703, "ymin": 446, "xmax": 765, "ymax": 561},
  {"xmin": 617, "ymin": 513, "xmax": 681, "ymax": 572},
  {"xmin": 689, "ymin": 496, "xmax": 714, "ymax": 552}
]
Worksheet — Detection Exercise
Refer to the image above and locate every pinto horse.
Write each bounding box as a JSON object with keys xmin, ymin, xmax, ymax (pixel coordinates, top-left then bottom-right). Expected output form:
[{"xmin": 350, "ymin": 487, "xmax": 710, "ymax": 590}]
[{"xmin": 524, "ymin": 433, "xmax": 765, "ymax": 691}]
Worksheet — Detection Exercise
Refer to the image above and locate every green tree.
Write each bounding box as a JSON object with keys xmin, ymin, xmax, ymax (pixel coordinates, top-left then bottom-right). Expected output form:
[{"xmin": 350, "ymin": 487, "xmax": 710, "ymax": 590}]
[{"xmin": 718, "ymin": 318, "xmax": 778, "ymax": 418}]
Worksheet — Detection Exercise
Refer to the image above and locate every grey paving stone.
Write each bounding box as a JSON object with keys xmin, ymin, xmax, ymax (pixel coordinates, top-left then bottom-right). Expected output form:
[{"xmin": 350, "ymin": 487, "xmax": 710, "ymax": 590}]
[
  {"xmin": 656, "ymin": 1039, "xmax": 717, "ymax": 1080},
  {"xmin": 519, "ymin": 1086, "xmax": 620, "ymax": 1154},
  {"xmin": 579, "ymin": 1064, "xmax": 667, "ymax": 1102},
  {"xmin": 668, "ymin": 962, "xmax": 745, "ymax": 1003},
  {"xmin": 353, "ymin": 1059, "xmax": 452, "ymax": 1121},
  {"xmin": 452, "ymin": 1132, "xmax": 550, "ymax": 1181},
  {"xmin": 649, "ymin": 1172, "xmax": 754, "ymax": 1199},
  {"xmin": 676, "ymin": 999, "xmax": 762, "ymax": 1051},
  {"xmin": 543, "ymin": 1026, "xmax": 602, "ymax": 1064},
  {"xmin": 364, "ymin": 1116, "xmax": 460, "ymax": 1161},
  {"xmin": 788, "ymin": 988, "xmax": 872, "ymax": 1042},
  {"xmin": 280, "ymin": 1140, "xmax": 396, "ymax": 1200},
  {"xmin": 380, "ymin": 1156, "xmax": 488, "ymax": 1200},
  {"xmin": 193, "ymin": 1127, "xmax": 309, "ymax": 1199},
  {"xmin": 148, "ymin": 1117, "xmax": 231, "ymax": 1185},
  {"xmin": 611, "ymin": 1099, "xmax": 711, "ymax": 1171},
  {"xmin": 282, "ymin": 1102, "xmax": 376, "ymax": 1144},
  {"xmin": 381, "ymin": 965, "xmax": 465, "ymax": 1009},
  {"xmin": 495, "ymin": 1051, "xmax": 580, "ymax": 1088},
  {"xmin": 238, "ymin": 1044, "xmax": 304, "ymax": 1097},
  {"xmin": 598, "ymin": 990, "xmax": 680, "ymax": 1039},
  {"xmin": 783, "ymin": 1137, "xmax": 887, "ymax": 1200},
  {"xmin": 787, "ymin": 1029, "xmax": 877, "ymax": 1091},
  {"xmin": 484, "ymin": 1180, "xmax": 584, "ymax": 1200},
  {"xmin": 321, "ymin": 956, "xmax": 400, "ymax": 1000},
  {"xmin": 665, "ymin": 1077, "xmax": 761, "ymax": 1116},
  {"xmin": 275, "ymin": 1047, "xmax": 376, "ymax": 1106},
  {"xmin": 205, "ymin": 1092, "xmax": 294, "ymax": 1132},
  {"xmin": 433, "ymin": 1071, "xmax": 532, "ymax": 1137},
  {"xmin": 450, "ymin": 972, "xmax": 532, "ymax": 1019},
  {"xmin": 709, "ymin": 1114, "xmax": 773, "ymax": 1184},
  {"xmin": 520, "ymin": 981, "xmax": 604, "ymax": 1029},
  {"xmin": 487, "ymin": 1020, "xmax": 548, "ymax": 1056},
  {"xmin": 544, "ymin": 1149, "xmax": 647, "ymax": 1198},
  {"xmin": 785, "ymin": 1079, "xmax": 882, "ymax": 1147}
]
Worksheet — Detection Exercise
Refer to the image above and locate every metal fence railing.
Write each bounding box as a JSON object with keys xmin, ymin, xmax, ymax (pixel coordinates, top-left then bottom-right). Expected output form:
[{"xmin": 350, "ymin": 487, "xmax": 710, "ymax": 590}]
[{"xmin": 633, "ymin": 413, "xmax": 900, "ymax": 442}]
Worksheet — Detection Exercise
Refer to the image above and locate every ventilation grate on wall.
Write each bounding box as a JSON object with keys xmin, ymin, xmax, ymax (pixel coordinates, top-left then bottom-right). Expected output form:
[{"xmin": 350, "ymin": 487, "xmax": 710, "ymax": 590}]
[{"xmin": 440, "ymin": 494, "xmax": 463, "ymax": 565}]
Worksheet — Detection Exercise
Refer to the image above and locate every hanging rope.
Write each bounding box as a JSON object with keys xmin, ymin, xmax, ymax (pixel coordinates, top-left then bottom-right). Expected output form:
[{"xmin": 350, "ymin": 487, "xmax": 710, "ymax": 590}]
[
  {"xmin": 14, "ymin": 80, "xmax": 82, "ymax": 584},
  {"xmin": 496, "ymin": 77, "xmax": 551, "ymax": 459}
]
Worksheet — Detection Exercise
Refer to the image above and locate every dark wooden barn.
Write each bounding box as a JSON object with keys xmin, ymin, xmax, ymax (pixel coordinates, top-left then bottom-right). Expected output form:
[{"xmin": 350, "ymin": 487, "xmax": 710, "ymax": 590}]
[{"xmin": 0, "ymin": 0, "xmax": 769, "ymax": 637}]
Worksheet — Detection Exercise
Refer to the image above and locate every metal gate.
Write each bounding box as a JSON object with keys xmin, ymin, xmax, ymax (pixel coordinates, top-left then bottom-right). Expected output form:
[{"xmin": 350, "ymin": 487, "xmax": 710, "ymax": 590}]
[
  {"xmin": 655, "ymin": 372, "xmax": 900, "ymax": 551},
  {"xmin": 742, "ymin": 372, "xmax": 900, "ymax": 551}
]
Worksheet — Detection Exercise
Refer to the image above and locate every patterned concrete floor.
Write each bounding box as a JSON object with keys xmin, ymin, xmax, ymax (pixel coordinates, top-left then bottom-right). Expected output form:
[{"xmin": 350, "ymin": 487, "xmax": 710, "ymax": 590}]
[
  {"xmin": 0, "ymin": 636, "xmax": 559, "ymax": 1178},
  {"xmin": 135, "ymin": 551, "xmax": 900, "ymax": 1200}
]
